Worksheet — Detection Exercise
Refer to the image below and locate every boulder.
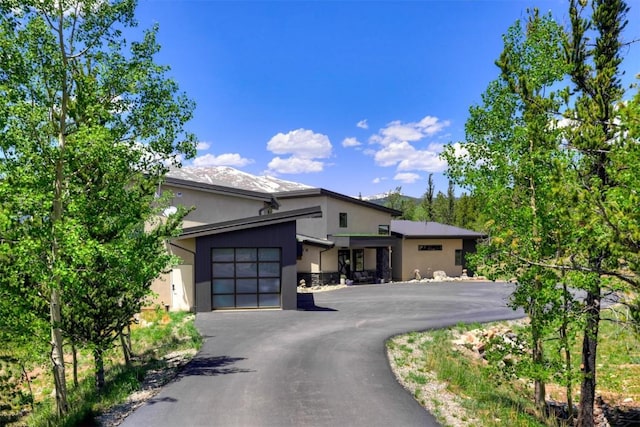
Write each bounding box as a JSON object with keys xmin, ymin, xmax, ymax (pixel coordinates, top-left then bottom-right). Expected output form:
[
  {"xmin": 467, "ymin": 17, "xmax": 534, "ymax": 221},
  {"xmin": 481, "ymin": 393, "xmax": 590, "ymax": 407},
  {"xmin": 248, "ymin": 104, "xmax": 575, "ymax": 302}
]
[{"xmin": 433, "ymin": 270, "xmax": 448, "ymax": 281}]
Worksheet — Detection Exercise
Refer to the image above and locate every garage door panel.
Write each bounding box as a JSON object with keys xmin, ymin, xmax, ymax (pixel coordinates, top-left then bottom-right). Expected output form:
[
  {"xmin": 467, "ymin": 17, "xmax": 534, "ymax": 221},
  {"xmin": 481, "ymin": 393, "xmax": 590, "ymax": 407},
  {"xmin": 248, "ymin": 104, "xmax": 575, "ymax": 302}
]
[
  {"xmin": 212, "ymin": 279, "xmax": 234, "ymax": 293},
  {"xmin": 236, "ymin": 294, "xmax": 257, "ymax": 308},
  {"xmin": 212, "ymin": 263, "xmax": 234, "ymax": 277},
  {"xmin": 211, "ymin": 247, "xmax": 281, "ymax": 309},
  {"xmin": 213, "ymin": 295, "xmax": 234, "ymax": 309},
  {"xmin": 237, "ymin": 279, "xmax": 257, "ymax": 293},
  {"xmin": 259, "ymin": 278, "xmax": 280, "ymax": 293},
  {"xmin": 236, "ymin": 263, "xmax": 257, "ymax": 277},
  {"xmin": 259, "ymin": 294, "xmax": 280, "ymax": 307}
]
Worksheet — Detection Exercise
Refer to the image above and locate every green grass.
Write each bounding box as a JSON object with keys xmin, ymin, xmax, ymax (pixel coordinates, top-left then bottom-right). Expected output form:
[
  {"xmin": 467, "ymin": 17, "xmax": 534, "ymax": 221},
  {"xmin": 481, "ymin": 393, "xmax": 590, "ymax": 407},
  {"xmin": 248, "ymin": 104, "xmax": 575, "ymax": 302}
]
[
  {"xmin": 389, "ymin": 326, "xmax": 552, "ymax": 427},
  {"xmin": 387, "ymin": 307, "xmax": 640, "ymax": 427},
  {"xmin": 578, "ymin": 306, "xmax": 640, "ymax": 403},
  {"xmin": 11, "ymin": 309, "xmax": 202, "ymax": 427}
]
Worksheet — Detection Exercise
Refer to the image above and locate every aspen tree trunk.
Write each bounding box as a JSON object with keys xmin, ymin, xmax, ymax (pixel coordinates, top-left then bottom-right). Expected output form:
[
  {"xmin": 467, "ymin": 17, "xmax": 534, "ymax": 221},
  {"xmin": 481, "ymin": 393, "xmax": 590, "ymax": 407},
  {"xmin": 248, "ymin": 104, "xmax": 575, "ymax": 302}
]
[{"xmin": 49, "ymin": 3, "xmax": 71, "ymax": 415}]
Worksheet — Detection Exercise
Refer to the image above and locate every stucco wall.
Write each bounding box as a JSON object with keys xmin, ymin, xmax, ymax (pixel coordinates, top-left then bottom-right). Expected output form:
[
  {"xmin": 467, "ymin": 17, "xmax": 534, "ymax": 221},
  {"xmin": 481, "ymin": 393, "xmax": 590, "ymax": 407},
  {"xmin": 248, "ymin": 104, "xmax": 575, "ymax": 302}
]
[
  {"xmin": 163, "ymin": 184, "xmax": 266, "ymax": 228},
  {"xmin": 150, "ymin": 272, "xmax": 172, "ymax": 310},
  {"xmin": 395, "ymin": 238, "xmax": 464, "ymax": 280},
  {"xmin": 325, "ymin": 198, "xmax": 392, "ymax": 236},
  {"xmin": 297, "ymin": 245, "xmax": 323, "ymax": 273},
  {"xmin": 148, "ymin": 238, "xmax": 196, "ymax": 311},
  {"xmin": 277, "ymin": 196, "xmax": 328, "ymax": 238},
  {"xmin": 278, "ymin": 194, "xmax": 393, "ymax": 239}
]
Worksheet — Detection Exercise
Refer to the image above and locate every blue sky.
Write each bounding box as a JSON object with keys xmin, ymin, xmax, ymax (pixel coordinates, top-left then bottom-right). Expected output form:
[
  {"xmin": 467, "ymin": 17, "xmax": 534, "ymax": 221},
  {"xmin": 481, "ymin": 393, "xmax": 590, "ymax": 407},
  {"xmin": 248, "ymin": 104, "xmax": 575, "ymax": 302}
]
[{"xmin": 135, "ymin": 0, "xmax": 640, "ymax": 198}]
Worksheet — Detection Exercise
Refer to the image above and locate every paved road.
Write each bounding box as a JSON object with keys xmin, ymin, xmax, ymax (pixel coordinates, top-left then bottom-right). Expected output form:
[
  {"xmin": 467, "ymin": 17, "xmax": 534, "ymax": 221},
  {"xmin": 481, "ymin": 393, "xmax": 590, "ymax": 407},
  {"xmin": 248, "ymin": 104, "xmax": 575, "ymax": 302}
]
[{"xmin": 121, "ymin": 281, "xmax": 523, "ymax": 427}]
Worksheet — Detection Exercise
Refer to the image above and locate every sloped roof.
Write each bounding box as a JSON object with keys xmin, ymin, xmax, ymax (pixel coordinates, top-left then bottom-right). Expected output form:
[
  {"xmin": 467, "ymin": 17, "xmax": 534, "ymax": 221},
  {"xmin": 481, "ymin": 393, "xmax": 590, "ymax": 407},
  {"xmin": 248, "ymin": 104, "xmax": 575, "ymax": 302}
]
[
  {"xmin": 276, "ymin": 188, "xmax": 402, "ymax": 216},
  {"xmin": 164, "ymin": 176, "xmax": 276, "ymax": 203},
  {"xmin": 296, "ymin": 234, "xmax": 334, "ymax": 248},
  {"xmin": 178, "ymin": 206, "xmax": 322, "ymax": 239},
  {"xmin": 391, "ymin": 220, "xmax": 485, "ymax": 238}
]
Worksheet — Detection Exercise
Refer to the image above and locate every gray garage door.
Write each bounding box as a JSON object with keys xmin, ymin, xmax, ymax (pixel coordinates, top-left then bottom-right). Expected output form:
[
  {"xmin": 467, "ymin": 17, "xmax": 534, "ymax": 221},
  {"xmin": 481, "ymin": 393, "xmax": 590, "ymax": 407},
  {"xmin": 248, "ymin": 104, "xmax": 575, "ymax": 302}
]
[{"xmin": 211, "ymin": 247, "xmax": 281, "ymax": 309}]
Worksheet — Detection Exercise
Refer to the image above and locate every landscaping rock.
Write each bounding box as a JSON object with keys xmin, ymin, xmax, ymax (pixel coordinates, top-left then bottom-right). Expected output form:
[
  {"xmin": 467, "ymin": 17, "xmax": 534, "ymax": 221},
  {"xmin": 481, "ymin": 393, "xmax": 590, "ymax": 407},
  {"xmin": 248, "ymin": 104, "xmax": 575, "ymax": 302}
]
[{"xmin": 433, "ymin": 270, "xmax": 448, "ymax": 281}]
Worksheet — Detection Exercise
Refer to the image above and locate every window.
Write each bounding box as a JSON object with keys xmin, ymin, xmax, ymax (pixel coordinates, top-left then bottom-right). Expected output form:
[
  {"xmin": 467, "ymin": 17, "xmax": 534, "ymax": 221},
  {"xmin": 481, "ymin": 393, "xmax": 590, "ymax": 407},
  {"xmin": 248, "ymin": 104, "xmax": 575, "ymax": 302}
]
[
  {"xmin": 211, "ymin": 247, "xmax": 281, "ymax": 309},
  {"xmin": 339, "ymin": 212, "xmax": 348, "ymax": 228},
  {"xmin": 418, "ymin": 244, "xmax": 442, "ymax": 251},
  {"xmin": 378, "ymin": 224, "xmax": 390, "ymax": 235},
  {"xmin": 353, "ymin": 249, "xmax": 364, "ymax": 271},
  {"xmin": 455, "ymin": 249, "xmax": 463, "ymax": 266}
]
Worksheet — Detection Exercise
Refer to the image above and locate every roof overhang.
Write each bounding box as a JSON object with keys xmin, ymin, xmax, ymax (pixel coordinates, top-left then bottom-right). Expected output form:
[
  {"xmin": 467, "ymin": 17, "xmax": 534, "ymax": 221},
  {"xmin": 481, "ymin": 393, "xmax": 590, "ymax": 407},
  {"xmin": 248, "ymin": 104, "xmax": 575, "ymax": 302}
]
[
  {"xmin": 276, "ymin": 188, "xmax": 402, "ymax": 217},
  {"xmin": 297, "ymin": 234, "xmax": 335, "ymax": 248},
  {"xmin": 330, "ymin": 234, "xmax": 397, "ymax": 248},
  {"xmin": 392, "ymin": 233, "xmax": 486, "ymax": 239},
  {"xmin": 164, "ymin": 176, "xmax": 277, "ymax": 204},
  {"xmin": 177, "ymin": 206, "xmax": 323, "ymax": 239}
]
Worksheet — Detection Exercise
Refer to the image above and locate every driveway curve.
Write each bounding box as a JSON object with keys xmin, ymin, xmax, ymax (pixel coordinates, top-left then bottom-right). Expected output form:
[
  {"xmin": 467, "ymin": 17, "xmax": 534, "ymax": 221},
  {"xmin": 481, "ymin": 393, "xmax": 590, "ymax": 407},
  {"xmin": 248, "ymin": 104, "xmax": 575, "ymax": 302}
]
[{"xmin": 121, "ymin": 281, "xmax": 522, "ymax": 427}]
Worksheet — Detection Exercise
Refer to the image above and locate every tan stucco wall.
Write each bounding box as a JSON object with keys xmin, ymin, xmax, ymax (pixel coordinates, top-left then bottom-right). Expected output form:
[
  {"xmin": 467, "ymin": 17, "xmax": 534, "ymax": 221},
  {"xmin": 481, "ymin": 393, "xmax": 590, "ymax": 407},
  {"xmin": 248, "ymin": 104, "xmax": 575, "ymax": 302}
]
[
  {"xmin": 364, "ymin": 249, "xmax": 376, "ymax": 271},
  {"xmin": 277, "ymin": 196, "xmax": 329, "ymax": 237},
  {"xmin": 395, "ymin": 238, "xmax": 463, "ymax": 281},
  {"xmin": 278, "ymin": 194, "xmax": 393, "ymax": 239},
  {"xmin": 325, "ymin": 198, "xmax": 392, "ymax": 236},
  {"xmin": 149, "ymin": 238, "xmax": 196, "ymax": 311},
  {"xmin": 163, "ymin": 184, "xmax": 265, "ymax": 228},
  {"xmin": 297, "ymin": 245, "xmax": 323, "ymax": 273},
  {"xmin": 296, "ymin": 245, "xmax": 337, "ymax": 276},
  {"xmin": 149, "ymin": 272, "xmax": 172, "ymax": 310}
]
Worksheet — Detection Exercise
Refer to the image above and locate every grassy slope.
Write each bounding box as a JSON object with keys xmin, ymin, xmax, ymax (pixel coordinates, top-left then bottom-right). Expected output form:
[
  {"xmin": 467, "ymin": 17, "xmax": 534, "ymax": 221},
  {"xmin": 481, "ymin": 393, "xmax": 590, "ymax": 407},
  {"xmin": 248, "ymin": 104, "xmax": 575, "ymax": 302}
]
[
  {"xmin": 387, "ymin": 308, "xmax": 640, "ymax": 427},
  {"xmin": 7, "ymin": 308, "xmax": 201, "ymax": 427}
]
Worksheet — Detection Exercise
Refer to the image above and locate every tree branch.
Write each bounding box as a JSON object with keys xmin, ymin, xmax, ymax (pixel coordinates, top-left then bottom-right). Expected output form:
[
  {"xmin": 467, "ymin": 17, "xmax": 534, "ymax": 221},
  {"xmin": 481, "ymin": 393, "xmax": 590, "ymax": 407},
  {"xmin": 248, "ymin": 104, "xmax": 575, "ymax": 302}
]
[{"xmin": 513, "ymin": 254, "xmax": 639, "ymax": 288}]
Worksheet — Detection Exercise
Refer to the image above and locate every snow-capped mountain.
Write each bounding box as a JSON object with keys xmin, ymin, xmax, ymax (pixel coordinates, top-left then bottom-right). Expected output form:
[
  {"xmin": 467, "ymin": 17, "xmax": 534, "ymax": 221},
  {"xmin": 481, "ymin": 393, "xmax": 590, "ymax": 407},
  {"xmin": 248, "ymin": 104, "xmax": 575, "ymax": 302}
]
[
  {"xmin": 166, "ymin": 166, "xmax": 313, "ymax": 193},
  {"xmin": 359, "ymin": 192, "xmax": 396, "ymax": 202}
]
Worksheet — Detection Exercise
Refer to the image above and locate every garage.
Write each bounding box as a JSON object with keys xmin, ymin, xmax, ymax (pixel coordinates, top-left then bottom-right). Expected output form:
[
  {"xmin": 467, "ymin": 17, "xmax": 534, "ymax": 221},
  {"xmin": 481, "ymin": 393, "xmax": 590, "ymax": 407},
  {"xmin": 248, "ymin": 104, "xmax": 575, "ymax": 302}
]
[
  {"xmin": 211, "ymin": 247, "xmax": 282, "ymax": 309},
  {"xmin": 185, "ymin": 206, "xmax": 322, "ymax": 311}
]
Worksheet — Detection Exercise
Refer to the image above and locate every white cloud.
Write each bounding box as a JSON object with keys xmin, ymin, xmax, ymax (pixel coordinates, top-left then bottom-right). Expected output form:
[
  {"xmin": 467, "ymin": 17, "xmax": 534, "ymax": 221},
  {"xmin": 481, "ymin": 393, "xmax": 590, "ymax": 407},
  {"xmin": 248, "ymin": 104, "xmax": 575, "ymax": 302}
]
[
  {"xmin": 342, "ymin": 137, "xmax": 362, "ymax": 147},
  {"xmin": 193, "ymin": 153, "xmax": 254, "ymax": 167},
  {"xmin": 397, "ymin": 150, "xmax": 447, "ymax": 172},
  {"xmin": 372, "ymin": 177, "xmax": 387, "ymax": 184},
  {"xmin": 266, "ymin": 128, "xmax": 333, "ymax": 175},
  {"xmin": 366, "ymin": 115, "xmax": 452, "ymax": 173},
  {"xmin": 267, "ymin": 128, "xmax": 332, "ymax": 159},
  {"xmin": 370, "ymin": 115, "xmax": 451, "ymax": 147},
  {"xmin": 267, "ymin": 156, "xmax": 324, "ymax": 174},
  {"xmin": 394, "ymin": 172, "xmax": 421, "ymax": 183},
  {"xmin": 196, "ymin": 141, "xmax": 211, "ymax": 151},
  {"xmin": 357, "ymin": 119, "xmax": 369, "ymax": 129},
  {"xmin": 374, "ymin": 141, "xmax": 417, "ymax": 167}
]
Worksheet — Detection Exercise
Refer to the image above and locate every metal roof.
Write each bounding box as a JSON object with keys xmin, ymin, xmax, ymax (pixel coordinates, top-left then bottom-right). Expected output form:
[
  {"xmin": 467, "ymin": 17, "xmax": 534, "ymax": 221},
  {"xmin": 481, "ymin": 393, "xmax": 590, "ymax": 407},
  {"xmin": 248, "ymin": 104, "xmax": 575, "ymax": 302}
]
[
  {"xmin": 178, "ymin": 206, "xmax": 322, "ymax": 239},
  {"xmin": 390, "ymin": 220, "xmax": 485, "ymax": 238},
  {"xmin": 296, "ymin": 234, "xmax": 335, "ymax": 248},
  {"xmin": 164, "ymin": 177, "xmax": 276, "ymax": 203},
  {"xmin": 275, "ymin": 188, "xmax": 402, "ymax": 216}
]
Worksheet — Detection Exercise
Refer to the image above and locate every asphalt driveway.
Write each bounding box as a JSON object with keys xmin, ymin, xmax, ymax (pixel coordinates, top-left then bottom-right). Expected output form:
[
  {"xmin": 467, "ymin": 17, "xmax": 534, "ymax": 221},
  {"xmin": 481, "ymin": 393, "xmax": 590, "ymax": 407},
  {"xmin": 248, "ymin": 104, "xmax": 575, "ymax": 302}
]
[{"xmin": 121, "ymin": 281, "xmax": 522, "ymax": 427}]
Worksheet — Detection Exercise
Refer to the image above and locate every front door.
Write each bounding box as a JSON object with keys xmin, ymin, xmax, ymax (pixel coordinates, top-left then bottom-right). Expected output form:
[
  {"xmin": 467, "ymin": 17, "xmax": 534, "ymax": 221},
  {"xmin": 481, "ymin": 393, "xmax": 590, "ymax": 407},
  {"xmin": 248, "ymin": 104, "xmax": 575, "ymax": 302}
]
[{"xmin": 338, "ymin": 249, "xmax": 351, "ymax": 280}]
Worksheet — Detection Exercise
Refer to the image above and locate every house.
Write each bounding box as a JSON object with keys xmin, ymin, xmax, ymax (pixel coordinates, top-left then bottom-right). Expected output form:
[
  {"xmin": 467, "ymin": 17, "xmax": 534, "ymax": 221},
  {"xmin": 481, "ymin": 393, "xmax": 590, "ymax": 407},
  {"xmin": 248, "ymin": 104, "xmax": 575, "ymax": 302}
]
[
  {"xmin": 150, "ymin": 176, "xmax": 321, "ymax": 312},
  {"xmin": 149, "ymin": 167, "xmax": 485, "ymax": 312},
  {"xmin": 390, "ymin": 220, "xmax": 485, "ymax": 281},
  {"xmin": 275, "ymin": 189, "xmax": 401, "ymax": 286}
]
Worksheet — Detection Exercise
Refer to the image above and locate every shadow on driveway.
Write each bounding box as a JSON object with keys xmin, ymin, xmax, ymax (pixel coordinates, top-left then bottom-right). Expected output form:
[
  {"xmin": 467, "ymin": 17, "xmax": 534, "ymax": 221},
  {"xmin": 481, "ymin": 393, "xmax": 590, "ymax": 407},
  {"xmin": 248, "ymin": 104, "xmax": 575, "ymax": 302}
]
[
  {"xmin": 176, "ymin": 356, "xmax": 253, "ymax": 378},
  {"xmin": 297, "ymin": 293, "xmax": 337, "ymax": 311}
]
